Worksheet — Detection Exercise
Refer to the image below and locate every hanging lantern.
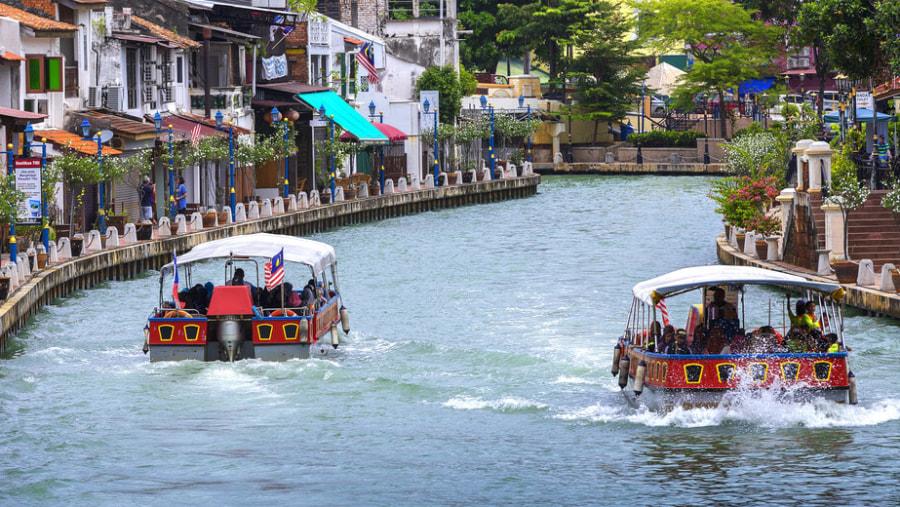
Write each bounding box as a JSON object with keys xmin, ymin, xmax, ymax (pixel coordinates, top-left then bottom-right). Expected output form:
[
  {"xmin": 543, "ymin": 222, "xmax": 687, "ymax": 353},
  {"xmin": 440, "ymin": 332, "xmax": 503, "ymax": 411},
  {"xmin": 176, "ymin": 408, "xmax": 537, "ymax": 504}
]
[{"xmin": 286, "ymin": 109, "xmax": 300, "ymax": 122}]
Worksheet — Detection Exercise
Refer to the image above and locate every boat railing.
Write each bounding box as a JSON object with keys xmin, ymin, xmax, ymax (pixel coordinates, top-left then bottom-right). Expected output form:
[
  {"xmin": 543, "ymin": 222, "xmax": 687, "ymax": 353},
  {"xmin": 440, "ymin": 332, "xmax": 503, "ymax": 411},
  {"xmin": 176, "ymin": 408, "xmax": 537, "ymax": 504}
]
[{"xmin": 259, "ymin": 306, "xmax": 311, "ymax": 317}]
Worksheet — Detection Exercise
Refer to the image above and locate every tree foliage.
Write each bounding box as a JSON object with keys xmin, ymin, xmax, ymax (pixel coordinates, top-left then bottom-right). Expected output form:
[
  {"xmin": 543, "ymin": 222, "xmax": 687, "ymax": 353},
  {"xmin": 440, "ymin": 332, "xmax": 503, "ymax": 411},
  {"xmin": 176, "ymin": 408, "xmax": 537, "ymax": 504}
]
[
  {"xmin": 414, "ymin": 65, "xmax": 477, "ymax": 124},
  {"xmin": 636, "ymin": 0, "xmax": 781, "ymax": 137}
]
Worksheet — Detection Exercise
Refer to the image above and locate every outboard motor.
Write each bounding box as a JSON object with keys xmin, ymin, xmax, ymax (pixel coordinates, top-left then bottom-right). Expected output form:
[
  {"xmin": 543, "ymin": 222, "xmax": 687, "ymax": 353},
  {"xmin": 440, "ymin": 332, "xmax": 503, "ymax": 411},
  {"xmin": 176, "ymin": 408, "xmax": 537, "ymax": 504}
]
[{"xmin": 217, "ymin": 319, "xmax": 243, "ymax": 362}]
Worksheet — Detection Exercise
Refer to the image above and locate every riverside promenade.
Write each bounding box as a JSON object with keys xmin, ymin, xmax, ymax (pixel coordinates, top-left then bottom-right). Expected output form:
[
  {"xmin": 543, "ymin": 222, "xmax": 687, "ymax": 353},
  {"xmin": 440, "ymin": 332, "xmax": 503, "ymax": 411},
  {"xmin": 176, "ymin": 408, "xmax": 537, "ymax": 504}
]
[
  {"xmin": 0, "ymin": 175, "xmax": 540, "ymax": 353},
  {"xmin": 716, "ymin": 234, "xmax": 900, "ymax": 319}
]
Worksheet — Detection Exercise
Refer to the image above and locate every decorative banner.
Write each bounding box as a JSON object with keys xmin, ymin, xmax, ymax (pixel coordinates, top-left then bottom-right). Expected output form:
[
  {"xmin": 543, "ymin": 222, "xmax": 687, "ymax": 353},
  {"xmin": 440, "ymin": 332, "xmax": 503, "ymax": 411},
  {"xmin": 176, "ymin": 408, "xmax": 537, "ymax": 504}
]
[{"xmin": 14, "ymin": 158, "xmax": 42, "ymax": 224}]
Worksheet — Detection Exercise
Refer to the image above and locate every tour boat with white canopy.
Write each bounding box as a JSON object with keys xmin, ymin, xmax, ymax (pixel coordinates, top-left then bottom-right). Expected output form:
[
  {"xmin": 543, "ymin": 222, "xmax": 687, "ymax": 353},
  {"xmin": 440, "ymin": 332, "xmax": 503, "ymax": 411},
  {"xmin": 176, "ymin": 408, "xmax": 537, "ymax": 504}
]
[
  {"xmin": 144, "ymin": 233, "xmax": 350, "ymax": 362},
  {"xmin": 613, "ymin": 265, "xmax": 857, "ymax": 410}
]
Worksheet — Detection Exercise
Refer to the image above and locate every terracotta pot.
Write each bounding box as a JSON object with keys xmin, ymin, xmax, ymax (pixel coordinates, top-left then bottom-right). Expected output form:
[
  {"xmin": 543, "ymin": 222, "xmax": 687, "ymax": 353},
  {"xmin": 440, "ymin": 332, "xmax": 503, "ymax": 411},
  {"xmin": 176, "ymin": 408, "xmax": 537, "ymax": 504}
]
[
  {"xmin": 344, "ymin": 189, "xmax": 357, "ymax": 200},
  {"xmin": 321, "ymin": 192, "xmax": 332, "ymax": 204},
  {"xmin": 477, "ymin": 171, "xmax": 488, "ymax": 182},
  {"xmin": 724, "ymin": 224, "xmax": 732, "ymax": 241},
  {"xmin": 370, "ymin": 182, "xmax": 380, "ymax": 196},
  {"xmin": 136, "ymin": 224, "xmax": 153, "ymax": 241},
  {"xmin": 892, "ymin": 270, "xmax": 900, "ymax": 293},
  {"xmin": 202, "ymin": 212, "xmax": 218, "ymax": 227},
  {"xmin": 0, "ymin": 276, "xmax": 9, "ymax": 300},
  {"xmin": 70, "ymin": 238, "xmax": 83, "ymax": 257},
  {"xmin": 37, "ymin": 252, "xmax": 48, "ymax": 269},
  {"xmin": 462, "ymin": 172, "xmax": 474, "ymax": 183},
  {"xmin": 447, "ymin": 173, "xmax": 459, "ymax": 185},
  {"xmin": 831, "ymin": 261, "xmax": 859, "ymax": 284},
  {"xmin": 736, "ymin": 233, "xmax": 746, "ymax": 251},
  {"xmin": 755, "ymin": 240, "xmax": 767, "ymax": 260}
]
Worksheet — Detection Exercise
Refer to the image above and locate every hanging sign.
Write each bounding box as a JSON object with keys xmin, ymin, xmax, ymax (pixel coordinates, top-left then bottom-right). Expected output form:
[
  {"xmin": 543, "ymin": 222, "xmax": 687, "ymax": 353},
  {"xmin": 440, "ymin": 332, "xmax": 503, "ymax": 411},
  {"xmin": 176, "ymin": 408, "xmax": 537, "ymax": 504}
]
[{"xmin": 15, "ymin": 158, "xmax": 42, "ymax": 224}]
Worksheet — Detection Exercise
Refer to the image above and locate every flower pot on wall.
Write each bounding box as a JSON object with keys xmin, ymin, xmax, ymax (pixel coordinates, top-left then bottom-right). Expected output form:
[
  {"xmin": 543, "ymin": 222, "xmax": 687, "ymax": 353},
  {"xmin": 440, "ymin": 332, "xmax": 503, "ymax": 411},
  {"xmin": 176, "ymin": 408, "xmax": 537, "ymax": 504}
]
[
  {"xmin": 892, "ymin": 270, "xmax": 900, "ymax": 293},
  {"xmin": 37, "ymin": 252, "xmax": 48, "ymax": 269},
  {"xmin": 0, "ymin": 277, "xmax": 9, "ymax": 299},
  {"xmin": 736, "ymin": 233, "xmax": 746, "ymax": 251},
  {"xmin": 755, "ymin": 240, "xmax": 767, "ymax": 260},
  {"xmin": 831, "ymin": 261, "xmax": 859, "ymax": 284}
]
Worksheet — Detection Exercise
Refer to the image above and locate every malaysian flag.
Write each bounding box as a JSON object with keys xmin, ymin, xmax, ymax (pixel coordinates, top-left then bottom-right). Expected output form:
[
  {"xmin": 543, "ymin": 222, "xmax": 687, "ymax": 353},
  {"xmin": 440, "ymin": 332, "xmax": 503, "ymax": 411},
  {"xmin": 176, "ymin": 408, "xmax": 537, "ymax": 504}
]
[
  {"xmin": 656, "ymin": 299, "xmax": 670, "ymax": 326},
  {"xmin": 356, "ymin": 42, "xmax": 379, "ymax": 84},
  {"xmin": 264, "ymin": 248, "xmax": 285, "ymax": 290},
  {"xmin": 190, "ymin": 121, "xmax": 202, "ymax": 148},
  {"xmin": 172, "ymin": 249, "xmax": 184, "ymax": 309}
]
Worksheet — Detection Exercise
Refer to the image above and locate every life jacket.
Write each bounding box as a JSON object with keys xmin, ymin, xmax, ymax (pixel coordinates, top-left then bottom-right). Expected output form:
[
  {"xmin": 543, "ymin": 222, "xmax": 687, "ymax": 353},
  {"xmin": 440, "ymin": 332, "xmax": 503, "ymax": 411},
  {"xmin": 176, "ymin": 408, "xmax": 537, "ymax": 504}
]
[{"xmin": 827, "ymin": 342, "xmax": 839, "ymax": 353}]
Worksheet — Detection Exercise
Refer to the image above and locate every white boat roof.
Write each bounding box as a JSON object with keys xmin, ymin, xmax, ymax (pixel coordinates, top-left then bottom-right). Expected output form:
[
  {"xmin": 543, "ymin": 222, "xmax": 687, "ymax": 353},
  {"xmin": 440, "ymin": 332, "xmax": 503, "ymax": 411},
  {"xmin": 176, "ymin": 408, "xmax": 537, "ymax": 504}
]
[
  {"xmin": 632, "ymin": 265, "xmax": 843, "ymax": 305},
  {"xmin": 160, "ymin": 233, "xmax": 336, "ymax": 276}
]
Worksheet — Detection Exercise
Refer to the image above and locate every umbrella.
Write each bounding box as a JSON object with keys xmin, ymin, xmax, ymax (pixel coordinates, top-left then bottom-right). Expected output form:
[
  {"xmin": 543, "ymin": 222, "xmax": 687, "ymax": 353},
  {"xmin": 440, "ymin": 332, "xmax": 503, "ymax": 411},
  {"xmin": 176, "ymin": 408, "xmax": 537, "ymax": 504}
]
[{"xmin": 642, "ymin": 62, "xmax": 685, "ymax": 97}]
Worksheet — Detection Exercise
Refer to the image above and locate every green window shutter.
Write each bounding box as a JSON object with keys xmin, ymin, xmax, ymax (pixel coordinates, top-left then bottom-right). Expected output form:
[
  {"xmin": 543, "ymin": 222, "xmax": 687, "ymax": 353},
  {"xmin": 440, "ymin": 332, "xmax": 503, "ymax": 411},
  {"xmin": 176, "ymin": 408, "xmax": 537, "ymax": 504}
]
[
  {"xmin": 46, "ymin": 58, "xmax": 63, "ymax": 91},
  {"xmin": 27, "ymin": 57, "xmax": 43, "ymax": 92}
]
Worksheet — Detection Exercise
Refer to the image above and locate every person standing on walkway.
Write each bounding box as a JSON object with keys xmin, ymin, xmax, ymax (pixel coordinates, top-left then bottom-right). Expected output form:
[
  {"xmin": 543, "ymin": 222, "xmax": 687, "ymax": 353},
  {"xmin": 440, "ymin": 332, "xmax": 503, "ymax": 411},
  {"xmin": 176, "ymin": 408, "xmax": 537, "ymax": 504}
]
[
  {"xmin": 175, "ymin": 176, "xmax": 188, "ymax": 214},
  {"xmin": 139, "ymin": 175, "xmax": 156, "ymax": 224}
]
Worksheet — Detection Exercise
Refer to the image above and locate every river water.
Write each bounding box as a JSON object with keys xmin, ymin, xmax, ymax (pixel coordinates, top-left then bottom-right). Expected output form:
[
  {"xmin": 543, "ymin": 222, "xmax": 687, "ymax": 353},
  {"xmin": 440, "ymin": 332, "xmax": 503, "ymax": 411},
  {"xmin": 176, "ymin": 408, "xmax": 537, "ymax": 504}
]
[{"xmin": 3, "ymin": 175, "xmax": 900, "ymax": 505}]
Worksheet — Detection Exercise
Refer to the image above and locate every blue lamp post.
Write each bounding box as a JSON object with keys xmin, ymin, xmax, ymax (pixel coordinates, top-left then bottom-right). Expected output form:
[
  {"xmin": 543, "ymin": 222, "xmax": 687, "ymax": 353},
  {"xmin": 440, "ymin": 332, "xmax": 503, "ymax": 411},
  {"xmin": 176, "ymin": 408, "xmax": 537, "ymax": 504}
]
[
  {"xmin": 153, "ymin": 112, "xmax": 176, "ymax": 219},
  {"xmin": 215, "ymin": 111, "xmax": 236, "ymax": 218},
  {"xmin": 368, "ymin": 101, "xmax": 385, "ymax": 195},
  {"xmin": 23, "ymin": 124, "xmax": 49, "ymax": 254},
  {"xmin": 2, "ymin": 142, "xmax": 17, "ymax": 262},
  {"xmin": 79, "ymin": 119, "xmax": 106, "ymax": 235},
  {"xmin": 423, "ymin": 98, "xmax": 439, "ymax": 186},
  {"xmin": 269, "ymin": 107, "xmax": 290, "ymax": 199},
  {"xmin": 479, "ymin": 97, "xmax": 495, "ymax": 180},
  {"xmin": 318, "ymin": 104, "xmax": 336, "ymax": 200},
  {"xmin": 519, "ymin": 94, "xmax": 532, "ymax": 164}
]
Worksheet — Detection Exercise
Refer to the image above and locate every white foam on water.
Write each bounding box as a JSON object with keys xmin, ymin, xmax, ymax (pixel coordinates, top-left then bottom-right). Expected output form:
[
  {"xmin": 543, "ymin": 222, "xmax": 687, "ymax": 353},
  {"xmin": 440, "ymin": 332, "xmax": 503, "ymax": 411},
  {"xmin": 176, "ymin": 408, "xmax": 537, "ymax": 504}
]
[
  {"xmin": 443, "ymin": 395, "xmax": 548, "ymax": 413},
  {"xmin": 554, "ymin": 375, "xmax": 600, "ymax": 385}
]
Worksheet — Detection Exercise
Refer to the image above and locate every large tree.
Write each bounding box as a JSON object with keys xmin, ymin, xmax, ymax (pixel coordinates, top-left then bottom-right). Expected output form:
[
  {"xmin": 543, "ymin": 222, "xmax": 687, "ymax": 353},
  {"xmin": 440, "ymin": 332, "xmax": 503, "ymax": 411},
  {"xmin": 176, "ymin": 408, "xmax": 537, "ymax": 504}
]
[
  {"xmin": 637, "ymin": 0, "xmax": 782, "ymax": 138},
  {"xmin": 569, "ymin": 1, "xmax": 645, "ymax": 132}
]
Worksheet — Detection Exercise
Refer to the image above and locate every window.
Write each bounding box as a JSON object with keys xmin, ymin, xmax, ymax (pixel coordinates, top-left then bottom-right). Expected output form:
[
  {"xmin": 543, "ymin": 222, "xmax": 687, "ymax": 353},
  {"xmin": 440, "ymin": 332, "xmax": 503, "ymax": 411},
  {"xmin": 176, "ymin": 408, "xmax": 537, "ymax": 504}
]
[
  {"xmin": 176, "ymin": 56, "xmax": 184, "ymax": 83},
  {"xmin": 26, "ymin": 55, "xmax": 63, "ymax": 93}
]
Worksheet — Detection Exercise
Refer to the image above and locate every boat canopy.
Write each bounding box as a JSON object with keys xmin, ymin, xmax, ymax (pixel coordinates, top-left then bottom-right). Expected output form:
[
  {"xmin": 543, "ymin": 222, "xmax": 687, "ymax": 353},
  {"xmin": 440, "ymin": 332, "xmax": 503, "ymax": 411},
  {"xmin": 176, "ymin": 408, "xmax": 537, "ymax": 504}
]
[
  {"xmin": 159, "ymin": 233, "xmax": 336, "ymax": 277},
  {"xmin": 632, "ymin": 265, "xmax": 844, "ymax": 306}
]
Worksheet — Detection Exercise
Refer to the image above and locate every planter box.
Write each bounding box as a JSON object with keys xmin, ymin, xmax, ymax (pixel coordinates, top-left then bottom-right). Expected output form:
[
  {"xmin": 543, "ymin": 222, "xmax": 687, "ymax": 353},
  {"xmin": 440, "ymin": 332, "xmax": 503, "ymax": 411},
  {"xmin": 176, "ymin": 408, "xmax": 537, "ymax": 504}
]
[{"xmin": 831, "ymin": 261, "xmax": 859, "ymax": 284}]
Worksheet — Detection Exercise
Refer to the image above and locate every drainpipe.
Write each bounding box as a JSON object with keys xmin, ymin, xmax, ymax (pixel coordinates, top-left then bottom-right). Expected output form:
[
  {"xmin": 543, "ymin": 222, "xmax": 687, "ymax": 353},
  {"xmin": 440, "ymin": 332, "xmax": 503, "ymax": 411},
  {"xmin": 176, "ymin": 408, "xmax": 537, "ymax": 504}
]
[
  {"xmin": 251, "ymin": 44, "xmax": 257, "ymax": 98},
  {"xmin": 203, "ymin": 27, "xmax": 211, "ymax": 119}
]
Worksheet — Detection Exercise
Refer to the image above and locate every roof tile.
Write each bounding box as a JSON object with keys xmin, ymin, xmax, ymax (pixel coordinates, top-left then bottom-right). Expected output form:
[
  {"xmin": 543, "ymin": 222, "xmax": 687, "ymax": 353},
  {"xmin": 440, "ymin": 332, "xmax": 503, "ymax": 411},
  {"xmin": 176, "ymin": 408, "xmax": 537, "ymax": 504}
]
[
  {"xmin": 0, "ymin": 4, "xmax": 77, "ymax": 32},
  {"xmin": 131, "ymin": 16, "xmax": 201, "ymax": 50}
]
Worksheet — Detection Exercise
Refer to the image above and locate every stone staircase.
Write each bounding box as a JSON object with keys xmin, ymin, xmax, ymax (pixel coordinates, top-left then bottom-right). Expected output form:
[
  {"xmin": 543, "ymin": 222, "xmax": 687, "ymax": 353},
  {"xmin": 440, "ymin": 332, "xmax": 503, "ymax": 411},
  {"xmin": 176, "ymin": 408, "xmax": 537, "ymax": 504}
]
[{"xmin": 810, "ymin": 190, "xmax": 900, "ymax": 270}]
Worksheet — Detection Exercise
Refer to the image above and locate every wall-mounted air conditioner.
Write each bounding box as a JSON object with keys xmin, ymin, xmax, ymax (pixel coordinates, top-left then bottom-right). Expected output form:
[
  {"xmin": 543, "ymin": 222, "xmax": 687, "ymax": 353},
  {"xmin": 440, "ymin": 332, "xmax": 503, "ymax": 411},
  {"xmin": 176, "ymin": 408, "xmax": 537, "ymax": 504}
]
[
  {"xmin": 87, "ymin": 86, "xmax": 101, "ymax": 108},
  {"xmin": 106, "ymin": 86, "xmax": 125, "ymax": 111}
]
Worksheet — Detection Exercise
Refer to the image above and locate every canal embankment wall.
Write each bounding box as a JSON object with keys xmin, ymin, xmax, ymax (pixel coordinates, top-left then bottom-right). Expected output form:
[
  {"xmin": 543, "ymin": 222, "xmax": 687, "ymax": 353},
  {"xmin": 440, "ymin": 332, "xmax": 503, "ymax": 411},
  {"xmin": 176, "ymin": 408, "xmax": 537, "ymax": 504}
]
[
  {"xmin": 0, "ymin": 176, "xmax": 539, "ymax": 353},
  {"xmin": 716, "ymin": 234, "xmax": 900, "ymax": 319},
  {"xmin": 535, "ymin": 162, "xmax": 729, "ymax": 176}
]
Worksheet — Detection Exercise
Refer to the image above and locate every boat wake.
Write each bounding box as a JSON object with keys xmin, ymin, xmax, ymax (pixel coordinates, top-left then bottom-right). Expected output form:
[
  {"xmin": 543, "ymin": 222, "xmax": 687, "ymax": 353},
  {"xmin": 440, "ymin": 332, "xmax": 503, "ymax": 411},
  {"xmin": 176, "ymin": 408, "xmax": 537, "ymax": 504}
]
[
  {"xmin": 557, "ymin": 393, "xmax": 900, "ymax": 428},
  {"xmin": 443, "ymin": 395, "xmax": 549, "ymax": 413}
]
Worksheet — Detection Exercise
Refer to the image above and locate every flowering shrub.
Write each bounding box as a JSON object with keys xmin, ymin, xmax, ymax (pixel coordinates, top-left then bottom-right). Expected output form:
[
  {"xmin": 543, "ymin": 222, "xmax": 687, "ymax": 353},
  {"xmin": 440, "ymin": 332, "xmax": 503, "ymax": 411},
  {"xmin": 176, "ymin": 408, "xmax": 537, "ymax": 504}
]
[
  {"xmin": 723, "ymin": 133, "xmax": 777, "ymax": 177},
  {"xmin": 709, "ymin": 176, "xmax": 782, "ymax": 234},
  {"xmin": 881, "ymin": 177, "xmax": 900, "ymax": 215}
]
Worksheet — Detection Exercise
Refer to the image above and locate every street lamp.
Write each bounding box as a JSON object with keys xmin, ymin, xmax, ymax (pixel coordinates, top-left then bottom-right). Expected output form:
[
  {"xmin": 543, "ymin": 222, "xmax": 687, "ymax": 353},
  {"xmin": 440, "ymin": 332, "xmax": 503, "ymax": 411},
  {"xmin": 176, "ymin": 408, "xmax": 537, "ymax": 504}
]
[
  {"xmin": 153, "ymin": 111, "xmax": 176, "ymax": 219},
  {"xmin": 367, "ymin": 102, "xmax": 385, "ymax": 195},
  {"xmin": 318, "ymin": 104, "xmax": 336, "ymax": 200},
  {"xmin": 79, "ymin": 119, "xmax": 106, "ymax": 235},
  {"xmin": 269, "ymin": 107, "xmax": 290, "ymax": 199},
  {"xmin": 214, "ymin": 111, "xmax": 236, "ymax": 218},
  {"xmin": 423, "ymin": 98, "xmax": 439, "ymax": 186}
]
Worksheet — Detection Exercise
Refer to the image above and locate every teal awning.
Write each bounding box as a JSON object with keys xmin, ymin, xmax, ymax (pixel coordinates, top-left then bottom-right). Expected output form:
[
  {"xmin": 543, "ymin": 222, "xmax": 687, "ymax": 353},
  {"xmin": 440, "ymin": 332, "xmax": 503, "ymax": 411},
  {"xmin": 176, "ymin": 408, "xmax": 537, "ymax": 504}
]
[{"xmin": 297, "ymin": 90, "xmax": 389, "ymax": 145}]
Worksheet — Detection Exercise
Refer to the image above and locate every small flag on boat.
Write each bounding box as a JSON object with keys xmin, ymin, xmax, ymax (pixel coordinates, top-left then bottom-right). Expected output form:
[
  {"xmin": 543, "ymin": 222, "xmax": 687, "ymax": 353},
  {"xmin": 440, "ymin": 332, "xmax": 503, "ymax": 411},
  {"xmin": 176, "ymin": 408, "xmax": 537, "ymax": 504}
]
[
  {"xmin": 264, "ymin": 248, "xmax": 285, "ymax": 290},
  {"xmin": 173, "ymin": 249, "xmax": 184, "ymax": 309},
  {"xmin": 190, "ymin": 121, "xmax": 202, "ymax": 148},
  {"xmin": 656, "ymin": 299, "xmax": 670, "ymax": 326}
]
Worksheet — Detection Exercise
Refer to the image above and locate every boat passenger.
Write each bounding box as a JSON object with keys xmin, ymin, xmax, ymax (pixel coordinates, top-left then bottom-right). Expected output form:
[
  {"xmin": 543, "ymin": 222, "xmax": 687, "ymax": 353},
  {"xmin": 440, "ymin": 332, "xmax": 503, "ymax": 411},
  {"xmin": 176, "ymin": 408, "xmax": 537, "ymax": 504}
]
[
  {"xmin": 826, "ymin": 333, "xmax": 840, "ymax": 353},
  {"xmin": 782, "ymin": 329, "xmax": 807, "ymax": 353},
  {"xmin": 706, "ymin": 288, "xmax": 736, "ymax": 322},
  {"xmin": 665, "ymin": 329, "xmax": 692, "ymax": 355},
  {"xmin": 705, "ymin": 326, "xmax": 730, "ymax": 354},
  {"xmin": 284, "ymin": 282, "xmax": 302, "ymax": 307},
  {"xmin": 730, "ymin": 330, "xmax": 747, "ymax": 353},
  {"xmin": 691, "ymin": 326, "xmax": 710, "ymax": 355},
  {"xmin": 228, "ymin": 268, "xmax": 254, "ymax": 288},
  {"xmin": 301, "ymin": 279, "xmax": 316, "ymax": 308},
  {"xmin": 802, "ymin": 301, "xmax": 828, "ymax": 330},
  {"xmin": 786, "ymin": 294, "xmax": 807, "ymax": 327},
  {"xmin": 659, "ymin": 325, "xmax": 676, "ymax": 354}
]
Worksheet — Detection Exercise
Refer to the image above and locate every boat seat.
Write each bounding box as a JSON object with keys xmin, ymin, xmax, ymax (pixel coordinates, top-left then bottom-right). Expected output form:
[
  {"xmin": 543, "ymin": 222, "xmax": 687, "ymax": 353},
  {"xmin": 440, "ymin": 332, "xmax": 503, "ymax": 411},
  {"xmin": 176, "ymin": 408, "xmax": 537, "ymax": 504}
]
[{"xmin": 207, "ymin": 285, "xmax": 255, "ymax": 316}]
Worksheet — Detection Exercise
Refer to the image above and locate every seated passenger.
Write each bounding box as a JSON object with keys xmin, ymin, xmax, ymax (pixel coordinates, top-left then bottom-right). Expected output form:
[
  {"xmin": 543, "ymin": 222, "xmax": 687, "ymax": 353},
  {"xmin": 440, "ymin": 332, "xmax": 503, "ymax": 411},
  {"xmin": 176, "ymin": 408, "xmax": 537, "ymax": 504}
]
[
  {"xmin": 665, "ymin": 328, "xmax": 692, "ymax": 355},
  {"xmin": 707, "ymin": 326, "xmax": 732, "ymax": 354},
  {"xmin": 659, "ymin": 325, "xmax": 676, "ymax": 354},
  {"xmin": 786, "ymin": 294, "xmax": 806, "ymax": 328},
  {"xmin": 691, "ymin": 326, "xmax": 709, "ymax": 355},
  {"xmin": 228, "ymin": 268, "xmax": 254, "ymax": 288},
  {"xmin": 706, "ymin": 287, "xmax": 736, "ymax": 323},
  {"xmin": 802, "ymin": 301, "xmax": 828, "ymax": 330},
  {"xmin": 825, "ymin": 333, "xmax": 840, "ymax": 353},
  {"xmin": 284, "ymin": 282, "xmax": 301, "ymax": 307},
  {"xmin": 782, "ymin": 329, "xmax": 807, "ymax": 353},
  {"xmin": 300, "ymin": 279, "xmax": 316, "ymax": 308}
]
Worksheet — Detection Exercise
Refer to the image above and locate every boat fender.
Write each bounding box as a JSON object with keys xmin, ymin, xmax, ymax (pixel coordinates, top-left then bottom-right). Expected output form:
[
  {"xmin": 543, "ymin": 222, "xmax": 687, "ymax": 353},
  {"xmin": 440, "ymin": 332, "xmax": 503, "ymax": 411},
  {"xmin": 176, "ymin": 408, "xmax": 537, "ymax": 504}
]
[
  {"xmin": 331, "ymin": 325, "xmax": 340, "ymax": 349},
  {"xmin": 617, "ymin": 355, "xmax": 630, "ymax": 389},
  {"xmin": 612, "ymin": 343, "xmax": 622, "ymax": 376},
  {"xmin": 163, "ymin": 310, "xmax": 191, "ymax": 318},
  {"xmin": 270, "ymin": 309, "xmax": 297, "ymax": 317},
  {"xmin": 142, "ymin": 323, "xmax": 150, "ymax": 354},
  {"xmin": 633, "ymin": 360, "xmax": 647, "ymax": 396},
  {"xmin": 340, "ymin": 306, "xmax": 350, "ymax": 333},
  {"xmin": 299, "ymin": 319, "xmax": 309, "ymax": 343},
  {"xmin": 848, "ymin": 371, "xmax": 858, "ymax": 405}
]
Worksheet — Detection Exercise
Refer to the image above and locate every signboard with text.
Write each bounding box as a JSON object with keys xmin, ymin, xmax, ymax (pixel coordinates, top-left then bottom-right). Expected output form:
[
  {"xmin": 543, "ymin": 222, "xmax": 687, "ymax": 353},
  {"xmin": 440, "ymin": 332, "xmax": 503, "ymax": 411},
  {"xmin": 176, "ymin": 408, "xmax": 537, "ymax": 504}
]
[
  {"xmin": 856, "ymin": 91, "xmax": 873, "ymax": 110},
  {"xmin": 15, "ymin": 158, "xmax": 42, "ymax": 225}
]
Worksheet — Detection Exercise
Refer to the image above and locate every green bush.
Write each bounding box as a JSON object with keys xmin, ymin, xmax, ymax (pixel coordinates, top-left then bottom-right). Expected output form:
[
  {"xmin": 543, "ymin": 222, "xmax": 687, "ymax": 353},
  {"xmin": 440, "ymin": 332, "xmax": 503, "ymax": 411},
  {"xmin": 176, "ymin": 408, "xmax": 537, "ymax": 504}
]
[{"xmin": 626, "ymin": 130, "xmax": 707, "ymax": 147}]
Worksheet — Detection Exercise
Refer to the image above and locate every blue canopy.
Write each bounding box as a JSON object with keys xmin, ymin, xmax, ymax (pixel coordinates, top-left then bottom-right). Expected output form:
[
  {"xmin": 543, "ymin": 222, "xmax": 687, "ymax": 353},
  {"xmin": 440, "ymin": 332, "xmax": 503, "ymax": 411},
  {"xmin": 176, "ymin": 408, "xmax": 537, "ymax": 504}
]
[
  {"xmin": 738, "ymin": 78, "xmax": 775, "ymax": 94},
  {"xmin": 824, "ymin": 108, "xmax": 894, "ymax": 124}
]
